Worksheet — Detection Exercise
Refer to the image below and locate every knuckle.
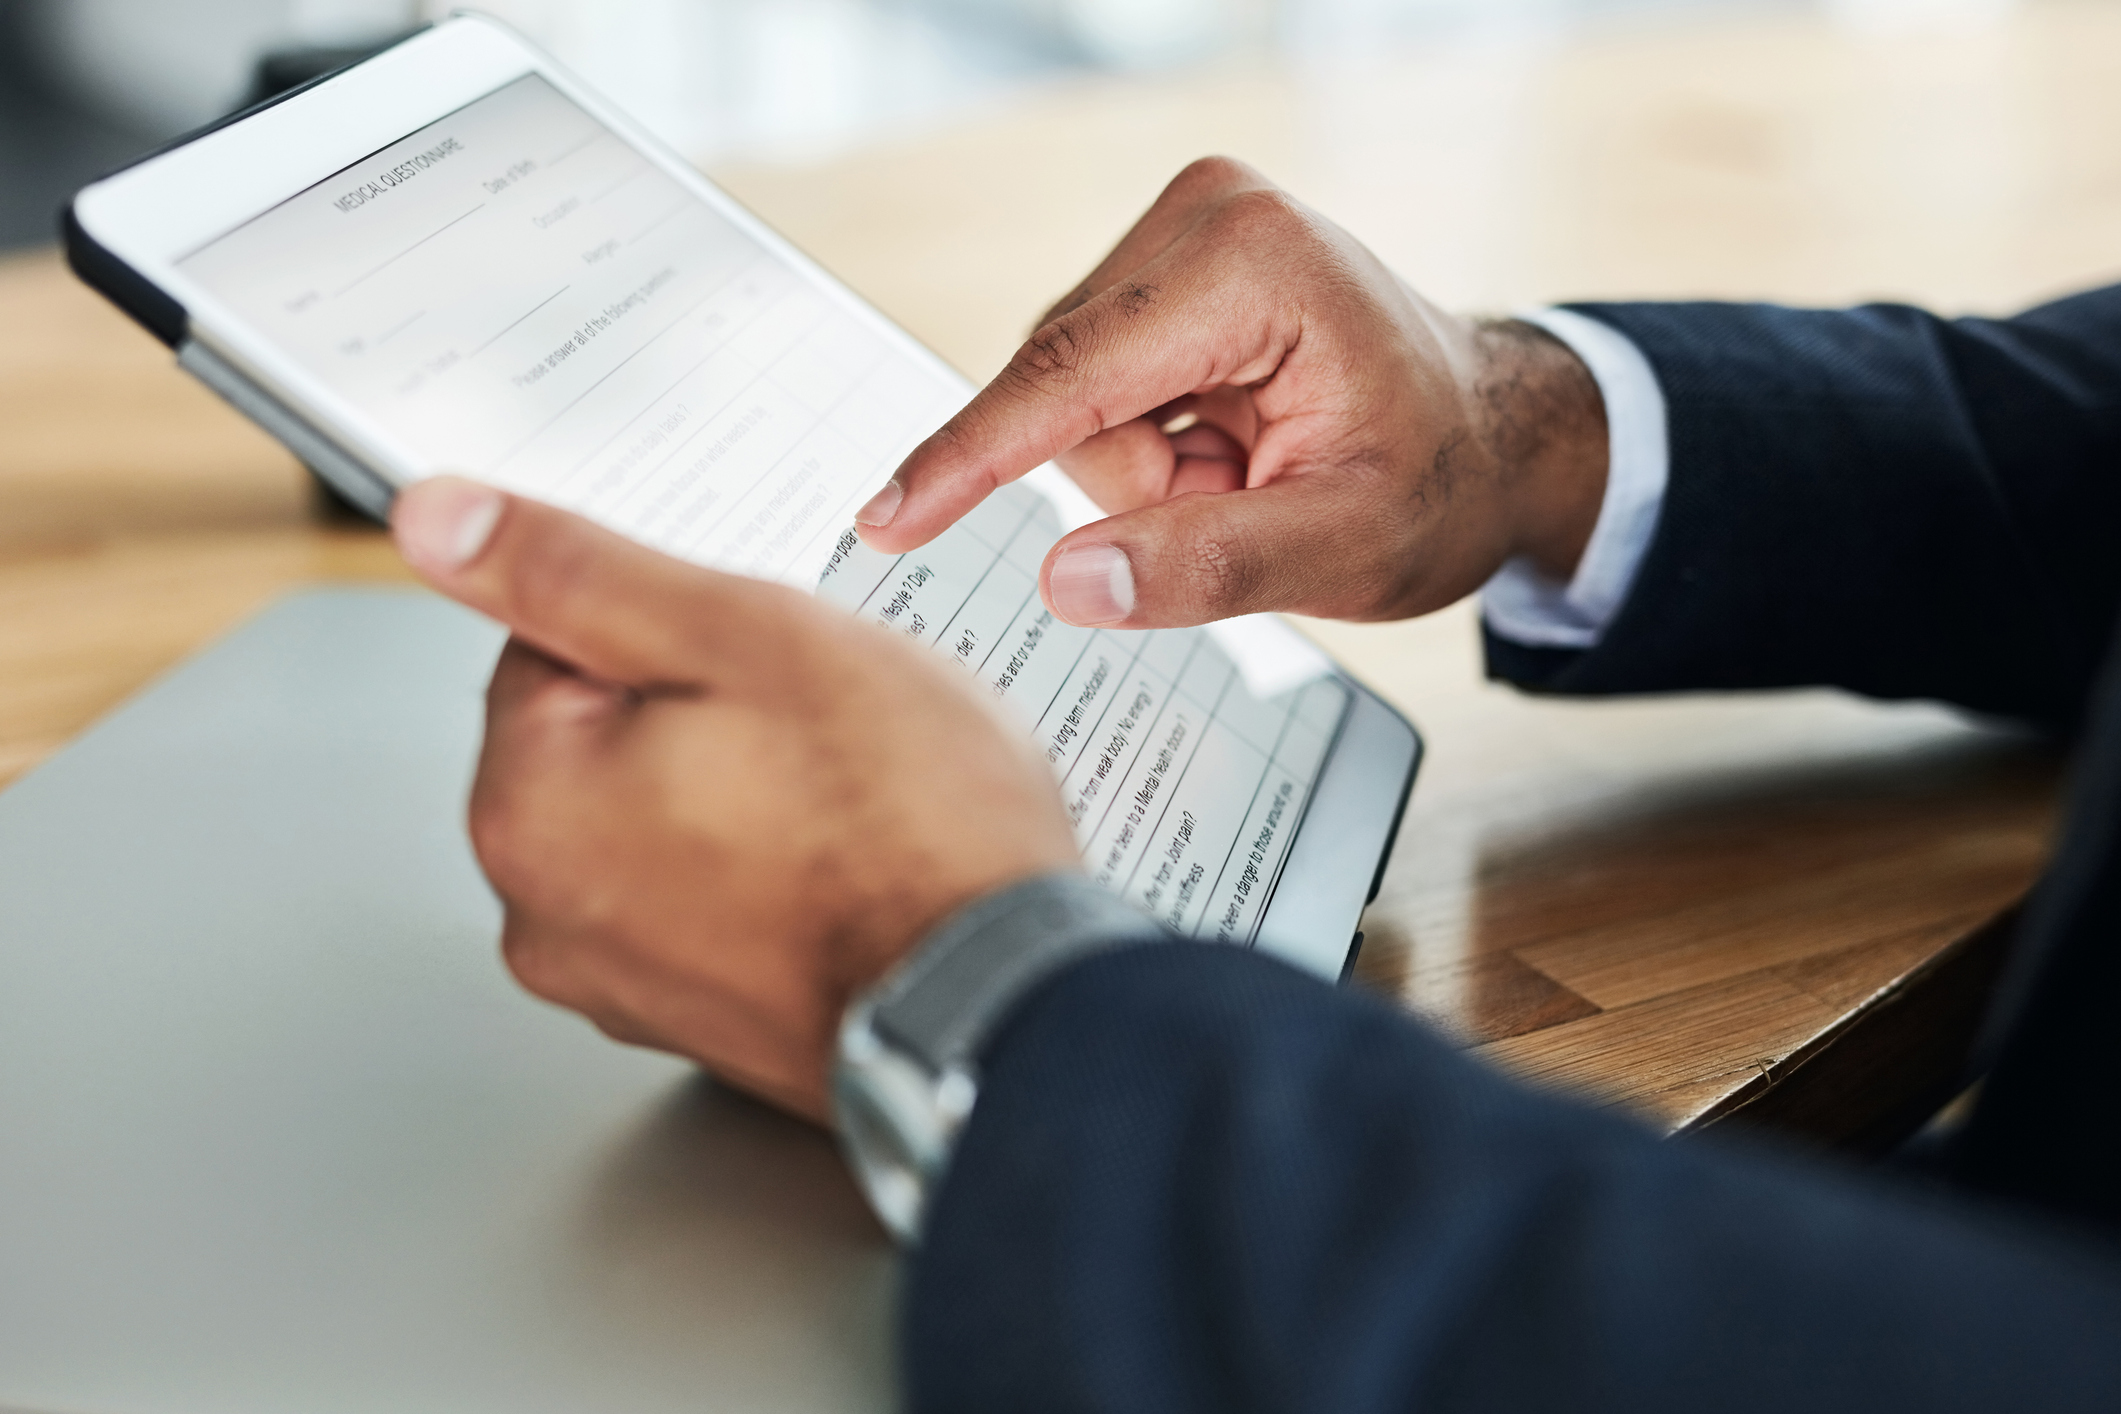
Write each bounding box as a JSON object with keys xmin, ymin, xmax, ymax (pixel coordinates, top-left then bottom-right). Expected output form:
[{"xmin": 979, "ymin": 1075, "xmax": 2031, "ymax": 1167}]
[
  {"xmin": 589, "ymin": 1010, "xmax": 656, "ymax": 1049},
  {"xmin": 1170, "ymin": 154, "xmax": 1249, "ymax": 199},
  {"xmin": 1112, "ymin": 281, "xmax": 1158, "ymax": 318},
  {"xmin": 467, "ymin": 782, "xmax": 531, "ymax": 892},
  {"xmin": 1038, "ymin": 281, "xmax": 1095, "ymax": 328},
  {"xmin": 1007, "ymin": 314, "xmax": 1090, "ymax": 386},
  {"xmin": 988, "ymin": 325, "xmax": 1110, "ymax": 448},
  {"xmin": 467, "ymin": 751, "xmax": 573, "ymax": 903},
  {"xmin": 1179, "ymin": 521, "xmax": 1262, "ymax": 614},
  {"xmin": 499, "ymin": 918, "xmax": 567, "ymax": 1002},
  {"xmin": 1214, "ymin": 186, "xmax": 1304, "ymax": 240}
]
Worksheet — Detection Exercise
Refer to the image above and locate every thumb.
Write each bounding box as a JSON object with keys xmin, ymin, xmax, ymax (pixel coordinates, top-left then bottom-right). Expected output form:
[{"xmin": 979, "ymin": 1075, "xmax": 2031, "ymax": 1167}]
[
  {"xmin": 1038, "ymin": 475, "xmax": 1396, "ymax": 629},
  {"xmin": 392, "ymin": 476, "xmax": 779, "ymax": 688}
]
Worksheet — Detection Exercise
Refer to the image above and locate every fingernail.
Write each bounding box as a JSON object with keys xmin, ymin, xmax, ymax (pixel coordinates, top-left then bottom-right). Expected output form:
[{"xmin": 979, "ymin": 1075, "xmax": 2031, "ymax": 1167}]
[
  {"xmin": 854, "ymin": 478, "xmax": 903, "ymax": 528},
  {"xmin": 395, "ymin": 478, "xmax": 504, "ymax": 575},
  {"xmin": 1048, "ymin": 543, "xmax": 1135, "ymax": 626}
]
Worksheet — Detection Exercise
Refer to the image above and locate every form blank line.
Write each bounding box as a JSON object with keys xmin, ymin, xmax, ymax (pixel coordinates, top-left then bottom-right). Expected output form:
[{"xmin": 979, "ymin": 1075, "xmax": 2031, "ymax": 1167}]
[
  {"xmin": 487, "ymin": 284, "xmax": 724, "ymax": 472},
  {"xmin": 627, "ymin": 201, "xmax": 694, "ymax": 245},
  {"xmin": 543, "ymin": 129, "xmax": 604, "ymax": 168},
  {"xmin": 588, "ymin": 163, "xmax": 654, "ymax": 206},
  {"xmin": 335, "ymin": 204, "xmax": 485, "ymax": 297},
  {"xmin": 375, "ymin": 310, "xmax": 426, "ymax": 345},
  {"xmin": 468, "ymin": 285, "xmax": 571, "ymax": 358}
]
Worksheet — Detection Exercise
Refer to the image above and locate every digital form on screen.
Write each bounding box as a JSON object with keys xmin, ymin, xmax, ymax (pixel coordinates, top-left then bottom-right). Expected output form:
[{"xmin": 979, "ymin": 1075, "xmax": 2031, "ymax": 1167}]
[{"xmin": 177, "ymin": 72, "xmax": 1350, "ymax": 942}]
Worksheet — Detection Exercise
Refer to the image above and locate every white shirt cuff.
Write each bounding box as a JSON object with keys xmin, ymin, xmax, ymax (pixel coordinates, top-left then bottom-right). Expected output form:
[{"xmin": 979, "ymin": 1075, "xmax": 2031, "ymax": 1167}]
[{"xmin": 1478, "ymin": 307, "xmax": 1670, "ymax": 650}]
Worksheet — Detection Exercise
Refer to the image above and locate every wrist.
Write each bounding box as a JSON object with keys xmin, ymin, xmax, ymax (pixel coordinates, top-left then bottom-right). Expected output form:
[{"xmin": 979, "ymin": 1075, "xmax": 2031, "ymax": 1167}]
[
  {"xmin": 1468, "ymin": 317, "xmax": 1609, "ymax": 582},
  {"xmin": 833, "ymin": 871, "xmax": 1173, "ymax": 1242}
]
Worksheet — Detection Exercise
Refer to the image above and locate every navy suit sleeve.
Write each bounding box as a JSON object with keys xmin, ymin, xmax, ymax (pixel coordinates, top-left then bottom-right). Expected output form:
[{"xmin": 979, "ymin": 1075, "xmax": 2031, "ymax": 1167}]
[
  {"xmin": 1487, "ymin": 289, "xmax": 2121, "ymax": 730},
  {"xmin": 907, "ymin": 946, "xmax": 2121, "ymax": 1413}
]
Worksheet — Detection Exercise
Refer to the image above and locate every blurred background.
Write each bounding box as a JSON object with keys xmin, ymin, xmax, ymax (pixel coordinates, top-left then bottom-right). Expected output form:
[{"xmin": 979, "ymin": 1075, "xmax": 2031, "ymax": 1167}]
[
  {"xmin": 2, "ymin": 0, "xmax": 2116, "ymax": 1013},
  {"xmin": 0, "ymin": 0, "xmax": 2039, "ymax": 250}
]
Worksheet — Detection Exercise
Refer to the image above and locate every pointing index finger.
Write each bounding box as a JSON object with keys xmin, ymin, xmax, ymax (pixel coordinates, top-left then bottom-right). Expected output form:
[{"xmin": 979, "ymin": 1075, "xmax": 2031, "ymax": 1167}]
[{"xmin": 861, "ymin": 252, "xmax": 1294, "ymax": 554}]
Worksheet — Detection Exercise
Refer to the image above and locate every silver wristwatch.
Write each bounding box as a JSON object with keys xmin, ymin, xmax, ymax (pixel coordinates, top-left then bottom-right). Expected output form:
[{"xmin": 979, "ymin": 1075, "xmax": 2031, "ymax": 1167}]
[{"xmin": 832, "ymin": 873, "xmax": 1171, "ymax": 1243}]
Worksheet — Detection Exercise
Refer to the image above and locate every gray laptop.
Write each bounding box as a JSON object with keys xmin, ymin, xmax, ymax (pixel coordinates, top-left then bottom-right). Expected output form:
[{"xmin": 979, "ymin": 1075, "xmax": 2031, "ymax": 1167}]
[{"xmin": 0, "ymin": 587, "xmax": 894, "ymax": 1414}]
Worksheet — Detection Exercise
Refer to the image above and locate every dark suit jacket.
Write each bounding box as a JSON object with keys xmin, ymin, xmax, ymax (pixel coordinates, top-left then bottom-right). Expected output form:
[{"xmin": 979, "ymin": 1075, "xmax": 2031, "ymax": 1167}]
[{"xmin": 906, "ymin": 289, "xmax": 2121, "ymax": 1410}]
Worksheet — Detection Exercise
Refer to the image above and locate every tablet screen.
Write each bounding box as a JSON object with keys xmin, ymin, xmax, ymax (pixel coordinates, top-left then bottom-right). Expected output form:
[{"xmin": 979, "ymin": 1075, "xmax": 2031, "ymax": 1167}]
[{"xmin": 178, "ymin": 72, "xmax": 1349, "ymax": 941}]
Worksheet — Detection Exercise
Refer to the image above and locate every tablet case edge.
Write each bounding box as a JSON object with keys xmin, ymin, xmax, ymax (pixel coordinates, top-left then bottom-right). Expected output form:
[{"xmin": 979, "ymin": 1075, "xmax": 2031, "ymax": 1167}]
[{"xmin": 58, "ymin": 24, "xmax": 438, "ymax": 348}]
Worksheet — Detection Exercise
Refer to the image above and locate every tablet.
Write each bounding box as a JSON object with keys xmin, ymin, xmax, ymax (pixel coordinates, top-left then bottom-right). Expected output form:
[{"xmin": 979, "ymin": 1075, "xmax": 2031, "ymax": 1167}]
[{"xmin": 65, "ymin": 15, "xmax": 1419, "ymax": 977}]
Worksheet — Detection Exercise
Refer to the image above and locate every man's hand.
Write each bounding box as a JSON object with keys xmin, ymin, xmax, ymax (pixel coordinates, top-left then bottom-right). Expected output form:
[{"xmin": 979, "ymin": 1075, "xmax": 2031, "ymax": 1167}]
[
  {"xmin": 854, "ymin": 156, "xmax": 1609, "ymax": 629},
  {"xmin": 392, "ymin": 478, "xmax": 1078, "ymax": 1123}
]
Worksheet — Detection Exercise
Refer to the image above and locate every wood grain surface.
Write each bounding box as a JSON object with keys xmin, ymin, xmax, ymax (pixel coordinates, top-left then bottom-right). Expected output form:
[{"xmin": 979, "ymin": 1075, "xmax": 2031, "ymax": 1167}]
[{"xmin": 8, "ymin": 1, "xmax": 2114, "ymax": 1140}]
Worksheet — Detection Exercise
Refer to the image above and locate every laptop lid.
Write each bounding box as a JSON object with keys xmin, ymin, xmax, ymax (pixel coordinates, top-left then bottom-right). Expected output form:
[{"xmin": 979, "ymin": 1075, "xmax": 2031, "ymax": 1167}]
[{"xmin": 0, "ymin": 587, "xmax": 893, "ymax": 1414}]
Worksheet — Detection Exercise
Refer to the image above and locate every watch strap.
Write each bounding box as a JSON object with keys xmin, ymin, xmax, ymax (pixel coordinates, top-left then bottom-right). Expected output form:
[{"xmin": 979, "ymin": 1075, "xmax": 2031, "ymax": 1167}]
[{"xmin": 869, "ymin": 872, "xmax": 1174, "ymax": 1076}]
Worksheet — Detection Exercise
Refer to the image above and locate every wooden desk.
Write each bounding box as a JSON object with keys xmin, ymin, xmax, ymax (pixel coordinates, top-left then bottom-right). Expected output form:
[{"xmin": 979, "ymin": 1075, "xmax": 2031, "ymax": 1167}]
[{"xmin": 9, "ymin": 1, "xmax": 2115, "ymax": 1145}]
